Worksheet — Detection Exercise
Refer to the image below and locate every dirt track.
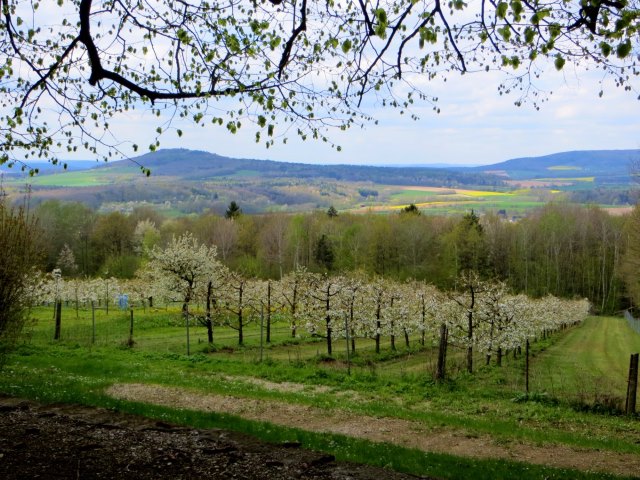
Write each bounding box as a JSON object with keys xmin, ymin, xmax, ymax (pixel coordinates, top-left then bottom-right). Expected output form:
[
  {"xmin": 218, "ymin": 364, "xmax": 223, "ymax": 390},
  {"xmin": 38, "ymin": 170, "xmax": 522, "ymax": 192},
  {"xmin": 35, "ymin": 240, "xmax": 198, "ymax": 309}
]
[{"xmin": 107, "ymin": 382, "xmax": 640, "ymax": 478}]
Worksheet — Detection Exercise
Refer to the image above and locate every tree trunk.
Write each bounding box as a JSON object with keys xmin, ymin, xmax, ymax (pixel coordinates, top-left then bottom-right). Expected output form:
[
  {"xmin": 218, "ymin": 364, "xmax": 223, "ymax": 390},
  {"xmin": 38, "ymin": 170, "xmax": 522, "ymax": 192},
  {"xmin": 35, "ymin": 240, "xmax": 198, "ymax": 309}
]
[
  {"xmin": 466, "ymin": 285, "xmax": 475, "ymax": 374},
  {"xmin": 237, "ymin": 284, "xmax": 244, "ymax": 346},
  {"xmin": 206, "ymin": 281, "xmax": 213, "ymax": 344},
  {"xmin": 54, "ymin": 300, "xmax": 62, "ymax": 340},
  {"xmin": 525, "ymin": 339, "xmax": 530, "ymax": 394},
  {"xmin": 291, "ymin": 284, "xmax": 298, "ymax": 338},
  {"xmin": 266, "ymin": 281, "xmax": 272, "ymax": 343},
  {"xmin": 435, "ymin": 323, "xmax": 448, "ymax": 381},
  {"xmin": 325, "ymin": 292, "xmax": 332, "ymax": 356},
  {"xmin": 390, "ymin": 319, "xmax": 396, "ymax": 351},
  {"xmin": 375, "ymin": 301, "xmax": 381, "ymax": 354},
  {"xmin": 326, "ymin": 316, "xmax": 332, "ymax": 356}
]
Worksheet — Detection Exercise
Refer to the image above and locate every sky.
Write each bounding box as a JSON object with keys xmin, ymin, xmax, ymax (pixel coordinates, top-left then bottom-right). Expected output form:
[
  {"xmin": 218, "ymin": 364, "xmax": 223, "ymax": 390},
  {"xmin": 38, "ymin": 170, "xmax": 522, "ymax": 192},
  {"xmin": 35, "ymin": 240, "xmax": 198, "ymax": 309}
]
[
  {"xmin": 106, "ymin": 63, "xmax": 639, "ymax": 168},
  {"xmin": 17, "ymin": 1, "xmax": 638, "ymax": 169}
]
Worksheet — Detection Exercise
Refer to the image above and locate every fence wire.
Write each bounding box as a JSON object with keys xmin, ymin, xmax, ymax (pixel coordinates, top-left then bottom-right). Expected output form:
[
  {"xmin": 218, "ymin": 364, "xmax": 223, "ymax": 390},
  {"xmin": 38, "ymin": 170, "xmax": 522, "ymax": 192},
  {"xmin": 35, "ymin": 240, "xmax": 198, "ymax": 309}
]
[{"xmin": 625, "ymin": 310, "xmax": 640, "ymax": 335}]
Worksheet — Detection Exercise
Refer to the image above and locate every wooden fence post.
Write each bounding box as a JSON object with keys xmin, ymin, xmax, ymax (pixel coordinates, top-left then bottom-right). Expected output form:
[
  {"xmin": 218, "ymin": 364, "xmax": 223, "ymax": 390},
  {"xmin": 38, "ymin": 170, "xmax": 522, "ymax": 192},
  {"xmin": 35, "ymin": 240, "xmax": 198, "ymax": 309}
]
[
  {"xmin": 435, "ymin": 323, "xmax": 448, "ymax": 381},
  {"xmin": 91, "ymin": 301, "xmax": 96, "ymax": 345},
  {"xmin": 185, "ymin": 313, "xmax": 190, "ymax": 356},
  {"xmin": 54, "ymin": 300, "xmax": 62, "ymax": 340},
  {"xmin": 525, "ymin": 340, "xmax": 530, "ymax": 394},
  {"xmin": 625, "ymin": 353, "xmax": 639, "ymax": 415},
  {"xmin": 128, "ymin": 309, "xmax": 134, "ymax": 347}
]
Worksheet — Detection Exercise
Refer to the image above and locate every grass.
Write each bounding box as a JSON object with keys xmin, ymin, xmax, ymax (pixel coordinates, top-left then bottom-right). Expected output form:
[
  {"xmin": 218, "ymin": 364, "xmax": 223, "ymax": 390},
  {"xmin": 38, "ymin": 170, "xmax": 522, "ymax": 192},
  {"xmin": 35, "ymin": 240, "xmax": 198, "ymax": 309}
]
[
  {"xmin": 530, "ymin": 317, "xmax": 640, "ymax": 406},
  {"xmin": 2, "ymin": 310, "xmax": 640, "ymax": 479}
]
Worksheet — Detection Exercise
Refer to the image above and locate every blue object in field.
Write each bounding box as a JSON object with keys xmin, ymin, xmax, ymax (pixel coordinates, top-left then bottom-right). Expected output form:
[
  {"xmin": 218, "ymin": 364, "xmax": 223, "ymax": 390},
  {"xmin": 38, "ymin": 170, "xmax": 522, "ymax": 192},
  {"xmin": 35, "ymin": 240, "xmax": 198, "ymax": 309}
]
[{"xmin": 118, "ymin": 294, "xmax": 129, "ymax": 310}]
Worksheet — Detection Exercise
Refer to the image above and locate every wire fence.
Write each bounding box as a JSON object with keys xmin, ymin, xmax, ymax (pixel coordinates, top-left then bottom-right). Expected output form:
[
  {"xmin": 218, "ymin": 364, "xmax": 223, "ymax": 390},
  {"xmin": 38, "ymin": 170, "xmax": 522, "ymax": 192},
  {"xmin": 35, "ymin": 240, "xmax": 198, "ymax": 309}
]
[
  {"xmin": 624, "ymin": 310, "xmax": 640, "ymax": 335},
  {"xmin": 23, "ymin": 304, "xmax": 386, "ymax": 360}
]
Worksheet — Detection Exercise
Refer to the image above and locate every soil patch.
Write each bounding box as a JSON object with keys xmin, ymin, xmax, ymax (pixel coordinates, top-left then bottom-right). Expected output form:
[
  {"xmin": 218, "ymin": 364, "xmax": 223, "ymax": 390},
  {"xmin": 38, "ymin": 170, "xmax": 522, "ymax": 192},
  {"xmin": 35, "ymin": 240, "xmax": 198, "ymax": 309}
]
[{"xmin": 0, "ymin": 394, "xmax": 426, "ymax": 479}]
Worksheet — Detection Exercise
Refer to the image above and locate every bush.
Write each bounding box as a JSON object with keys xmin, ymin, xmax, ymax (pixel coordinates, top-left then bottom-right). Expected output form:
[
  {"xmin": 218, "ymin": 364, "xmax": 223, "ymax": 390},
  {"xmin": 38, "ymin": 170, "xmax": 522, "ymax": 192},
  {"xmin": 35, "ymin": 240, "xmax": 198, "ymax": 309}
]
[{"xmin": 0, "ymin": 201, "xmax": 41, "ymax": 367}]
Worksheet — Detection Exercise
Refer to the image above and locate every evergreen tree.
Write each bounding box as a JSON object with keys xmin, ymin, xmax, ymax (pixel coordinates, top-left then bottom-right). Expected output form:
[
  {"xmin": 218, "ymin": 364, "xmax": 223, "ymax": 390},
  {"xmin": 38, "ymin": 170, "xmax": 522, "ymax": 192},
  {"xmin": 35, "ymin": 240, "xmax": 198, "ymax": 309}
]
[
  {"xmin": 225, "ymin": 201, "xmax": 242, "ymax": 220},
  {"xmin": 401, "ymin": 204, "xmax": 421, "ymax": 215},
  {"xmin": 315, "ymin": 234, "xmax": 335, "ymax": 271}
]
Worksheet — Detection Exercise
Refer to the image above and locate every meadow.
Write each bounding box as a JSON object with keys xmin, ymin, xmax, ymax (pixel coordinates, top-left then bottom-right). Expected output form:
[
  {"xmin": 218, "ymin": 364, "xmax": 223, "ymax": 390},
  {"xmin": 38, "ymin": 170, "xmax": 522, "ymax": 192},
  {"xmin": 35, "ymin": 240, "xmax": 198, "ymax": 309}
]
[{"xmin": 1, "ymin": 304, "xmax": 640, "ymax": 479}]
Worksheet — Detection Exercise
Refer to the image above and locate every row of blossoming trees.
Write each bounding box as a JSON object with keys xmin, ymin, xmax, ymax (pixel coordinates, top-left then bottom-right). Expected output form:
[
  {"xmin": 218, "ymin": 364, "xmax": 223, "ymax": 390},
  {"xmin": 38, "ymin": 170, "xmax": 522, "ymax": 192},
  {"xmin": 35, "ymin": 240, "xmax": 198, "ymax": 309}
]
[{"xmin": 30, "ymin": 234, "xmax": 589, "ymax": 375}]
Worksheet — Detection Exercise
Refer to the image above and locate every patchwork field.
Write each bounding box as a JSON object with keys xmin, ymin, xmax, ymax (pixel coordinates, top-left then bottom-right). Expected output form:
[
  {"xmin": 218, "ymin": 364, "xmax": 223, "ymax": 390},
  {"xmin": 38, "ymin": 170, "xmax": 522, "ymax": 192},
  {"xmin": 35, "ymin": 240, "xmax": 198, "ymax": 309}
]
[
  {"xmin": 2, "ymin": 148, "xmax": 635, "ymax": 216},
  {"xmin": 349, "ymin": 185, "xmax": 563, "ymax": 216}
]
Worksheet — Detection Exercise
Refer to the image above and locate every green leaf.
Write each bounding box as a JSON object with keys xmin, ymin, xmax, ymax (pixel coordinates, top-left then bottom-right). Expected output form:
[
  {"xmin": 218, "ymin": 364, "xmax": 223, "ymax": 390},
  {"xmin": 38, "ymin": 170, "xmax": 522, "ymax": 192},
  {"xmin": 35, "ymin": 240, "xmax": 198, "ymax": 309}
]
[
  {"xmin": 616, "ymin": 40, "xmax": 632, "ymax": 59},
  {"xmin": 498, "ymin": 25, "xmax": 511, "ymax": 42},
  {"xmin": 531, "ymin": 9, "xmax": 550, "ymax": 25},
  {"xmin": 177, "ymin": 28, "xmax": 191, "ymax": 44},
  {"xmin": 374, "ymin": 9, "xmax": 388, "ymax": 38},
  {"xmin": 341, "ymin": 39, "xmax": 352, "ymax": 54},
  {"xmin": 510, "ymin": 0, "xmax": 523, "ymax": 20},
  {"xmin": 524, "ymin": 27, "xmax": 535, "ymax": 44},
  {"xmin": 554, "ymin": 54, "xmax": 565, "ymax": 71},
  {"xmin": 496, "ymin": 2, "xmax": 508, "ymax": 20}
]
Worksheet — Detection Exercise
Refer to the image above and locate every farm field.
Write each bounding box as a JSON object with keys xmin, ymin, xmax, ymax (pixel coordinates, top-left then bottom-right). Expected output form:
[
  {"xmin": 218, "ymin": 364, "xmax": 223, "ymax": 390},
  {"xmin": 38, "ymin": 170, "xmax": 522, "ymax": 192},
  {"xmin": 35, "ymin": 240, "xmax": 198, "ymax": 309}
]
[
  {"xmin": 350, "ymin": 185, "xmax": 621, "ymax": 217},
  {"xmin": 1, "ymin": 306, "xmax": 640, "ymax": 479},
  {"xmin": 3, "ymin": 148, "xmax": 635, "ymax": 216},
  {"xmin": 16, "ymin": 170, "xmax": 120, "ymax": 187}
]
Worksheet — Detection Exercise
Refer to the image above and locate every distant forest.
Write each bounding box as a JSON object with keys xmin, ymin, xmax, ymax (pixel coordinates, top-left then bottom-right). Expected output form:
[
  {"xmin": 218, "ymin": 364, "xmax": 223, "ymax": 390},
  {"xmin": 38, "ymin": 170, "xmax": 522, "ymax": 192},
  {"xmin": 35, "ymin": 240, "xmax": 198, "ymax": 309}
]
[{"xmin": 34, "ymin": 199, "xmax": 640, "ymax": 314}]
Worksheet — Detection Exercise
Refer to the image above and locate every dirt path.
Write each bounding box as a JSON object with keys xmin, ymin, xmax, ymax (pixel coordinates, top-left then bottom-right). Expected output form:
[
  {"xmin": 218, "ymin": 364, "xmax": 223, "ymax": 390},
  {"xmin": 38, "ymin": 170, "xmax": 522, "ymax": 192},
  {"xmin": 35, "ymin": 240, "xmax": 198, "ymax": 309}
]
[{"xmin": 107, "ymin": 383, "xmax": 640, "ymax": 477}]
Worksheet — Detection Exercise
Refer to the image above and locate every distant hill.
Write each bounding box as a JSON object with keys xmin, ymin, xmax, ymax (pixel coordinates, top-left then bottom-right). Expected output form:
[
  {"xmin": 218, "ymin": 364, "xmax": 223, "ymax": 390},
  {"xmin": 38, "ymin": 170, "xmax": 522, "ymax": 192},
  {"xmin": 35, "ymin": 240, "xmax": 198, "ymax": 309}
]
[
  {"xmin": 470, "ymin": 149, "xmax": 639, "ymax": 183},
  {"xmin": 94, "ymin": 149, "xmax": 504, "ymax": 187}
]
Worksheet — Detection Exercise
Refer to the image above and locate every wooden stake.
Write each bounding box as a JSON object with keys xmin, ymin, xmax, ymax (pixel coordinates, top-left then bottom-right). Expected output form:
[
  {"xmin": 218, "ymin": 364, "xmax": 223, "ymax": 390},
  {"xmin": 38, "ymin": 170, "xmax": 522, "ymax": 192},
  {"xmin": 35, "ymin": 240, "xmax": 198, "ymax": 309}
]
[{"xmin": 626, "ymin": 353, "xmax": 639, "ymax": 414}]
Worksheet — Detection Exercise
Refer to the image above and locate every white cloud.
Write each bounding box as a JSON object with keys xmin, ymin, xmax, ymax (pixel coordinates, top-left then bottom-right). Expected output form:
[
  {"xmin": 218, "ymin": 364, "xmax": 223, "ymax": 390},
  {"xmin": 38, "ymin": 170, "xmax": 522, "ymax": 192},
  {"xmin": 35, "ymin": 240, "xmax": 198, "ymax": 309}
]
[{"xmin": 54, "ymin": 54, "xmax": 640, "ymax": 167}]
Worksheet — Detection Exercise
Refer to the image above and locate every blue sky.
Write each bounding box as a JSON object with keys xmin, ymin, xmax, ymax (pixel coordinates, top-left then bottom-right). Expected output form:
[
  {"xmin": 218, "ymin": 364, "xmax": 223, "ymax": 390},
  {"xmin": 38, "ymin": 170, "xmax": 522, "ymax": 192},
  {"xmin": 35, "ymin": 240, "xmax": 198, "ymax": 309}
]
[{"xmin": 102, "ymin": 62, "xmax": 640, "ymax": 168}]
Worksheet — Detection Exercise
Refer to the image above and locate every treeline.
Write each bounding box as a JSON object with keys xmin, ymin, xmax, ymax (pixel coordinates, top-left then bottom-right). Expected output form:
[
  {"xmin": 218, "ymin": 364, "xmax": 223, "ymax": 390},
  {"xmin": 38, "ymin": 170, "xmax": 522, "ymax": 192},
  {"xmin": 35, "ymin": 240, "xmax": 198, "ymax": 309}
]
[{"xmin": 34, "ymin": 199, "xmax": 636, "ymax": 313}]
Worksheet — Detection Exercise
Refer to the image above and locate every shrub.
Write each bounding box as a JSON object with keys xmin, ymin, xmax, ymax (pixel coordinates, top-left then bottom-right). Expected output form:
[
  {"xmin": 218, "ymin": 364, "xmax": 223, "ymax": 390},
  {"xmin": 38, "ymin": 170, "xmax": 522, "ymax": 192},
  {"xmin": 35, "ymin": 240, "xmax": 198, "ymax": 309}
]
[{"xmin": 0, "ymin": 201, "xmax": 41, "ymax": 367}]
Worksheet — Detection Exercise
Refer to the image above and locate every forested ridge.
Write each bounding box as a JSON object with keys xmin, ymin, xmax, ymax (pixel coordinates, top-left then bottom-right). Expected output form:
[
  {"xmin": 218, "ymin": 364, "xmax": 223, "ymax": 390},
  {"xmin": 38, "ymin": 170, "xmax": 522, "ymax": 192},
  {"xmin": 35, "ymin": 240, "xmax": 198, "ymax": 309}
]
[
  {"xmin": 34, "ymin": 199, "xmax": 639, "ymax": 314},
  {"xmin": 91, "ymin": 149, "xmax": 508, "ymax": 186}
]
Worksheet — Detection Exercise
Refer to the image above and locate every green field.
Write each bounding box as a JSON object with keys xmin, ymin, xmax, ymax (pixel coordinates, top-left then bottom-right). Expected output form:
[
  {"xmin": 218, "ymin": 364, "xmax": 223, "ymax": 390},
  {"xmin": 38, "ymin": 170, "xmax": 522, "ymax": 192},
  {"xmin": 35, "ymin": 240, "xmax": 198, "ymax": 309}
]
[
  {"xmin": 9, "ymin": 170, "xmax": 116, "ymax": 187},
  {"xmin": 2, "ymin": 308, "xmax": 640, "ymax": 479},
  {"xmin": 530, "ymin": 317, "xmax": 640, "ymax": 404}
]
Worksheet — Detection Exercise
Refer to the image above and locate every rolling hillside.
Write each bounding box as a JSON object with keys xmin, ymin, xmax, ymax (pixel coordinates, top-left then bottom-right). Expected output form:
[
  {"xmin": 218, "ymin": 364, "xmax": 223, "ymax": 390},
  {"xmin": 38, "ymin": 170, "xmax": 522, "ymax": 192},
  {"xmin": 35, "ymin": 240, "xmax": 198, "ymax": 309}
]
[
  {"xmin": 470, "ymin": 149, "xmax": 638, "ymax": 183},
  {"xmin": 3, "ymin": 148, "xmax": 638, "ymax": 215},
  {"xmin": 92, "ymin": 149, "xmax": 505, "ymax": 187}
]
